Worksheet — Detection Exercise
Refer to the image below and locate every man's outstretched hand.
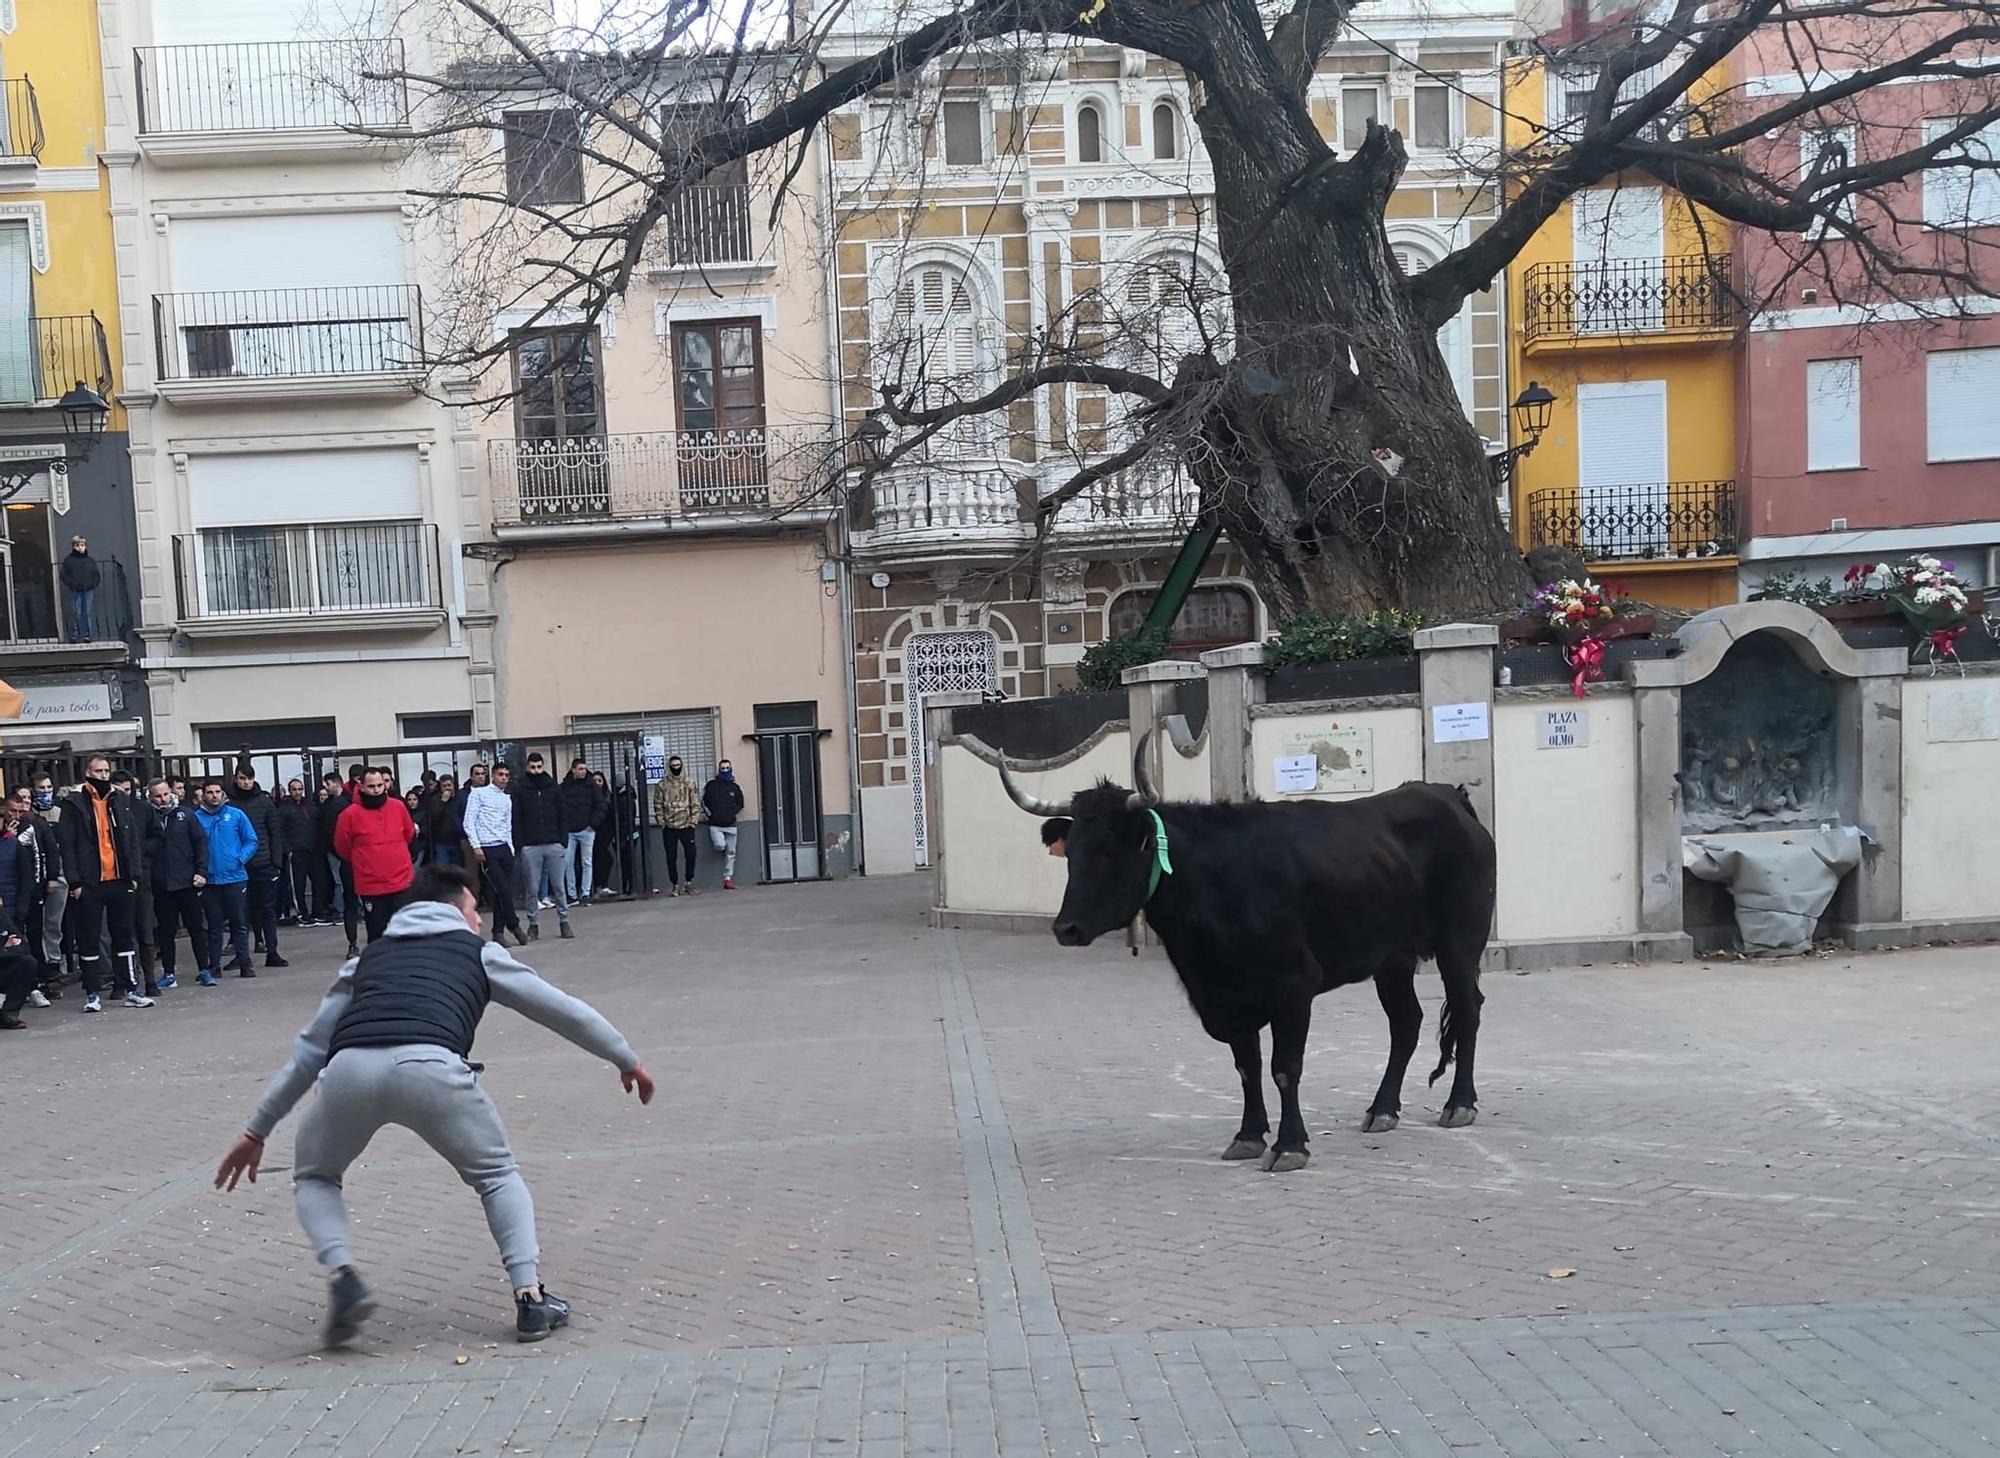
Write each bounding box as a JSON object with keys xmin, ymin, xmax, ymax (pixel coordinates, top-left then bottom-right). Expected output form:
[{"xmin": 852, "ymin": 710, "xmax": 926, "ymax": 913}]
[
  {"xmin": 215, "ymin": 1133, "xmax": 264, "ymax": 1191},
  {"xmin": 621, "ymin": 1064, "xmax": 655, "ymax": 1104}
]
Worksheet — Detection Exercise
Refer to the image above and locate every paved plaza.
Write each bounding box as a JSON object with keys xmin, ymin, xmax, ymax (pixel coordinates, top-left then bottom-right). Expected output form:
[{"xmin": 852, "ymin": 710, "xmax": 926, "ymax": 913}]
[{"xmin": 3, "ymin": 875, "xmax": 1999, "ymax": 1455}]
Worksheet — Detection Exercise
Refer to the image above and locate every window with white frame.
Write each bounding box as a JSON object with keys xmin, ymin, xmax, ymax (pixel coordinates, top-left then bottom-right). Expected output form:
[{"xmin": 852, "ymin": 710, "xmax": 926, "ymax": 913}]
[
  {"xmin": 1341, "ymin": 84, "xmax": 1382, "ymax": 152},
  {"xmin": 1077, "ymin": 100, "xmax": 1105, "ymax": 163},
  {"xmin": 1801, "ymin": 126, "xmax": 1857, "ymax": 237},
  {"xmin": 935, "ymin": 97, "xmax": 985, "ymax": 167},
  {"xmin": 1922, "ymin": 118, "xmax": 2000, "ymax": 229},
  {"xmin": 1805, "ymin": 358, "xmax": 1862, "ymax": 471},
  {"xmin": 881, "ymin": 262, "xmax": 988, "ymax": 452},
  {"xmin": 1413, "ymin": 80, "xmax": 1458, "ymax": 150},
  {"xmin": 1927, "ymin": 346, "xmax": 2000, "ymax": 462},
  {"xmin": 1151, "ymin": 101, "xmax": 1179, "ymax": 160}
]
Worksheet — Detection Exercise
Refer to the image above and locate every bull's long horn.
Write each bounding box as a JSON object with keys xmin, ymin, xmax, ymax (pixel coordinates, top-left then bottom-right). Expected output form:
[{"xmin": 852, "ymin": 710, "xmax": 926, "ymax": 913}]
[
  {"xmin": 996, "ymin": 754, "xmax": 1067, "ymax": 817},
  {"xmin": 1127, "ymin": 731, "xmax": 1159, "ymax": 810}
]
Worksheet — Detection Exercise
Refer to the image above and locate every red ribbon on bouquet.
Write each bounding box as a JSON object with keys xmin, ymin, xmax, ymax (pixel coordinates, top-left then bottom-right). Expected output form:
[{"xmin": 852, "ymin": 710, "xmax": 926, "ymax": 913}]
[
  {"xmin": 1563, "ymin": 634, "xmax": 1606, "ymax": 699},
  {"xmin": 1929, "ymin": 624, "xmax": 1966, "ymax": 662}
]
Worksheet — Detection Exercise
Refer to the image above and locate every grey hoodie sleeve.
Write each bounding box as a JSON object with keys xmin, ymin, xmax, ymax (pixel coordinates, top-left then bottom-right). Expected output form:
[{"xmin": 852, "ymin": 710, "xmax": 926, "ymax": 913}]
[
  {"xmin": 482, "ymin": 945, "xmax": 639, "ymax": 1071},
  {"xmin": 246, "ymin": 965, "xmax": 357, "ymax": 1139}
]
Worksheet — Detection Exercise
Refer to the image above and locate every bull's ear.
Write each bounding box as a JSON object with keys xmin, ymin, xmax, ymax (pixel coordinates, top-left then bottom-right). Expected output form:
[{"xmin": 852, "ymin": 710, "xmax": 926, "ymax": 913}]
[{"xmin": 1040, "ymin": 817, "xmax": 1072, "ymax": 847}]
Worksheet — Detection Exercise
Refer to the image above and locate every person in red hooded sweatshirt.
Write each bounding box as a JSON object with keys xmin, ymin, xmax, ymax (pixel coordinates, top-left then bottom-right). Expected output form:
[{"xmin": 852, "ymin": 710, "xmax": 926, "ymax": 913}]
[{"xmin": 333, "ymin": 767, "xmax": 417, "ymax": 945}]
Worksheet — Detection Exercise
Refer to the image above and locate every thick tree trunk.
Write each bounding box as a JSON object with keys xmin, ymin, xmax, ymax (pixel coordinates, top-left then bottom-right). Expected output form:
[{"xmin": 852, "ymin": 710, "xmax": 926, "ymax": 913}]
[{"xmin": 1187, "ymin": 120, "xmax": 1532, "ymax": 621}]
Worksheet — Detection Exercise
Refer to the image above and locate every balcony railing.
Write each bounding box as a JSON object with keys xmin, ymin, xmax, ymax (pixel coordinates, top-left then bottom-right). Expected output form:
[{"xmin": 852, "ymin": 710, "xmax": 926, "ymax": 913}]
[
  {"xmin": 0, "ymin": 314, "xmax": 114, "ymax": 407},
  {"xmin": 1521, "ymin": 256, "xmax": 1736, "ymax": 344},
  {"xmin": 1527, "ymin": 481, "xmax": 1738, "ymax": 562},
  {"xmin": 134, "ymin": 39, "xmax": 409, "ymax": 135},
  {"xmin": 0, "ymin": 78, "xmax": 44, "ymax": 160},
  {"xmin": 662, "ymin": 184, "xmax": 754, "ymax": 266},
  {"xmin": 154, "ymin": 286, "xmax": 423, "ymax": 382},
  {"xmin": 858, "ymin": 456, "xmax": 1198, "ymax": 551},
  {"xmin": 173, "ymin": 522, "xmax": 442, "ymax": 621},
  {"xmin": 488, "ymin": 426, "xmax": 843, "ymax": 526}
]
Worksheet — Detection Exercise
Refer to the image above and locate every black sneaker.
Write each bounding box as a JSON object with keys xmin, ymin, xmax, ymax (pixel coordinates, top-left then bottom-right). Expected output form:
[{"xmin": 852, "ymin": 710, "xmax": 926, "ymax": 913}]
[
  {"xmin": 526, "ymin": 924, "xmax": 540, "ymax": 942},
  {"xmin": 515, "ymin": 1287, "xmax": 570, "ymax": 1343},
  {"xmin": 265, "ymin": 954, "xmax": 290, "ymax": 968},
  {"xmin": 326, "ymin": 1267, "xmax": 376, "ymax": 1346},
  {"xmin": 238, "ymin": 967, "xmax": 258, "ymax": 979},
  {"xmin": 346, "ymin": 942, "xmax": 361, "ymax": 959}
]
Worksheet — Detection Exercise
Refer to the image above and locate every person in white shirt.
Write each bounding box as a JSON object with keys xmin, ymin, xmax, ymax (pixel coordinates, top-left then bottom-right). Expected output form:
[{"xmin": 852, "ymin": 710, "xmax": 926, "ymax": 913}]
[{"xmin": 463, "ymin": 764, "xmax": 526, "ymax": 946}]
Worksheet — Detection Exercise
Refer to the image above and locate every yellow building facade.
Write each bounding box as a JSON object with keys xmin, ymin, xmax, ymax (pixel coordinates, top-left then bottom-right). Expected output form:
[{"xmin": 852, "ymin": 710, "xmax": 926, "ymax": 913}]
[
  {"xmin": 0, "ymin": 0, "xmax": 146, "ymax": 751},
  {"xmin": 1500, "ymin": 56, "xmax": 1739, "ymax": 611}
]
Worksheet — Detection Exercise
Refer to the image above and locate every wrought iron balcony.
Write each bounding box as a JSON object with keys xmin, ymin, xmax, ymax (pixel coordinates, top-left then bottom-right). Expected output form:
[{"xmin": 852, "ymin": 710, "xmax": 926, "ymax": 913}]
[
  {"xmin": 853, "ymin": 455, "xmax": 1198, "ymax": 556},
  {"xmin": 661, "ymin": 184, "xmax": 754, "ymax": 267},
  {"xmin": 0, "ymin": 314, "xmax": 113, "ymax": 407},
  {"xmin": 488, "ymin": 426, "xmax": 844, "ymax": 528},
  {"xmin": 134, "ymin": 39, "xmax": 409, "ymax": 135},
  {"xmin": 154, "ymin": 286, "xmax": 423, "ymax": 381},
  {"xmin": 1, "ymin": 78, "xmax": 44, "ymax": 160},
  {"xmin": 1521, "ymin": 255, "xmax": 1737, "ymax": 345},
  {"xmin": 173, "ymin": 522, "xmax": 442, "ymax": 622},
  {"xmin": 1527, "ymin": 481, "xmax": 1737, "ymax": 562}
]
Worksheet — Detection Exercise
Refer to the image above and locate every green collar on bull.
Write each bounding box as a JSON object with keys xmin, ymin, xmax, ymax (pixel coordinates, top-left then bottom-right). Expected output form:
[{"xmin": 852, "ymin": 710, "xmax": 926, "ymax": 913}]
[{"xmin": 1145, "ymin": 808, "xmax": 1173, "ymax": 899}]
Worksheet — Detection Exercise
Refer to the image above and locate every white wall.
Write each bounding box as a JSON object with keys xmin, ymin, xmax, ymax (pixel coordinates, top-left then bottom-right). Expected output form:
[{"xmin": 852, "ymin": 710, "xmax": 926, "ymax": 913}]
[
  {"xmin": 1902, "ymin": 676, "xmax": 2000, "ymax": 922},
  {"xmin": 938, "ymin": 728, "xmax": 1132, "ymax": 916},
  {"xmin": 1249, "ymin": 706, "xmax": 1423, "ymax": 801},
  {"xmin": 1160, "ymin": 732, "xmax": 1209, "ymax": 801},
  {"xmin": 1492, "ymin": 693, "xmax": 1639, "ymax": 941},
  {"xmin": 862, "ymin": 782, "xmax": 916, "ymax": 875}
]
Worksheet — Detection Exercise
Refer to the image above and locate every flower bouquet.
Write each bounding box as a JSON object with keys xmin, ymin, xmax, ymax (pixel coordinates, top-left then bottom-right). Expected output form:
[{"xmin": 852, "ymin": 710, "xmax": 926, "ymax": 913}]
[
  {"xmin": 1882, "ymin": 555, "xmax": 1973, "ymax": 669},
  {"xmin": 1529, "ymin": 578, "xmax": 1624, "ymax": 696}
]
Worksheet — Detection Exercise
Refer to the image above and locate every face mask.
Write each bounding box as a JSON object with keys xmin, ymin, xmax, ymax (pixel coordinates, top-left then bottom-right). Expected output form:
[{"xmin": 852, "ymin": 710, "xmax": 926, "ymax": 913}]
[
  {"xmin": 668, "ymin": 764, "xmax": 683, "ymax": 777},
  {"xmin": 86, "ymin": 777, "xmax": 111, "ymax": 797},
  {"xmin": 359, "ymin": 789, "xmax": 388, "ymax": 809},
  {"xmin": 32, "ymin": 790, "xmax": 51, "ymax": 809},
  {"xmin": 719, "ymin": 769, "xmax": 734, "ymax": 782}
]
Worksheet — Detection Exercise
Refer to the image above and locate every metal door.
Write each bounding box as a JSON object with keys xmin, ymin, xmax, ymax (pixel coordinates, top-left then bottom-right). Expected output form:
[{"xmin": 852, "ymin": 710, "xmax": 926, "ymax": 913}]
[{"xmin": 752, "ymin": 728, "xmax": 825, "ymax": 883}]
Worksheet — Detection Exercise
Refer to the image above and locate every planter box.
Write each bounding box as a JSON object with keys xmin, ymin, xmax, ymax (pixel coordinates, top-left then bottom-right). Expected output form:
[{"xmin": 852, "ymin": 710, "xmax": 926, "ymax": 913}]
[
  {"xmin": 1812, "ymin": 591, "xmax": 1987, "ymax": 631},
  {"xmin": 1265, "ymin": 655, "xmax": 1421, "ymax": 702},
  {"xmin": 1500, "ymin": 612, "xmax": 1657, "ymax": 647},
  {"xmin": 1499, "ymin": 638, "xmax": 1677, "ymax": 688}
]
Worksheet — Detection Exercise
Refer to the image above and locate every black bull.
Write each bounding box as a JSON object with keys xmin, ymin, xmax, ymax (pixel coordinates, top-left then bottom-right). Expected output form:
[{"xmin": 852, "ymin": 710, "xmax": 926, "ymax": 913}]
[{"xmin": 1000, "ymin": 743, "xmax": 1496, "ymax": 1172}]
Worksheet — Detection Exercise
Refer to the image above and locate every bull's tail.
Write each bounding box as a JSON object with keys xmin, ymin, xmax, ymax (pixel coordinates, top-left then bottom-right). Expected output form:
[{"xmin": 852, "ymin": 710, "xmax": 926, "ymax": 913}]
[
  {"xmin": 1427, "ymin": 968, "xmax": 1484, "ymax": 1087},
  {"xmin": 1427, "ymin": 999, "xmax": 1457, "ymax": 1087}
]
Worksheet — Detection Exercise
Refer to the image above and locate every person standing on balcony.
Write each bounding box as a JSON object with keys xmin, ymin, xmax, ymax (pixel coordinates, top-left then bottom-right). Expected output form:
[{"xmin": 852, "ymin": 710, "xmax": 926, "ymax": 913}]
[
  {"xmin": 60, "ymin": 536, "xmax": 101, "ymax": 643},
  {"xmin": 557, "ymin": 759, "xmax": 607, "ymax": 907},
  {"xmin": 335, "ymin": 767, "xmax": 419, "ymax": 945},
  {"xmin": 55, "ymin": 756, "xmax": 151, "ymax": 1013},
  {"xmin": 465, "ymin": 764, "xmax": 525, "ymax": 946},
  {"xmin": 510, "ymin": 755, "xmax": 572, "ymax": 942},
  {"xmin": 195, "ymin": 779, "xmax": 259, "ymax": 985},
  {"xmin": 701, "ymin": 760, "xmax": 744, "ymax": 891},
  {"xmin": 652, "ymin": 756, "xmax": 702, "ymax": 896},
  {"xmin": 231, "ymin": 765, "xmax": 290, "ymax": 970}
]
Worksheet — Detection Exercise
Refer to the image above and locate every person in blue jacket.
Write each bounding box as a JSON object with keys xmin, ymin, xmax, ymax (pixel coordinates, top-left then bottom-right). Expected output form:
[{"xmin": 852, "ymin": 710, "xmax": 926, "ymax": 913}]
[{"xmin": 194, "ymin": 778, "xmax": 258, "ymax": 986}]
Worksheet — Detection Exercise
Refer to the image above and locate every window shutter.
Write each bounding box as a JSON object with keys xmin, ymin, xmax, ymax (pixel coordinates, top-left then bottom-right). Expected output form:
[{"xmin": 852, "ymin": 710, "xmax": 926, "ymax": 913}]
[
  {"xmin": 0, "ymin": 221, "xmax": 34, "ymax": 405},
  {"xmin": 1805, "ymin": 358, "xmax": 1862, "ymax": 470},
  {"xmin": 189, "ymin": 447, "xmax": 424, "ymax": 527},
  {"xmin": 1928, "ymin": 347, "xmax": 2000, "ymax": 461}
]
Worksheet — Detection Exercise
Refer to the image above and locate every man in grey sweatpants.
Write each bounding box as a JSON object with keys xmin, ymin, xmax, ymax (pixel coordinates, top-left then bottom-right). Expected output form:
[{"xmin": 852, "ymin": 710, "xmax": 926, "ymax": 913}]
[{"xmin": 215, "ymin": 863, "xmax": 655, "ymax": 1346}]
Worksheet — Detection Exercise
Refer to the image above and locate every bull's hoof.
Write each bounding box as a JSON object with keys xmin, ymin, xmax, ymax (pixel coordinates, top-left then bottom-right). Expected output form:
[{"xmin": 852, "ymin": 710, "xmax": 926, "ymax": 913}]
[
  {"xmin": 1360, "ymin": 1110, "xmax": 1399, "ymax": 1134},
  {"xmin": 1259, "ymin": 1147, "xmax": 1311, "ymax": 1173},
  {"xmin": 1220, "ymin": 1137, "xmax": 1268, "ymax": 1161},
  {"xmin": 1439, "ymin": 1105, "xmax": 1478, "ymax": 1129}
]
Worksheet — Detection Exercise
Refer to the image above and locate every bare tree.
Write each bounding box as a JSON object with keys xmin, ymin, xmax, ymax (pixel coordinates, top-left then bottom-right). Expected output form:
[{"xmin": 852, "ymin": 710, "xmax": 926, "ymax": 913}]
[{"xmin": 383, "ymin": 0, "xmax": 2000, "ymax": 617}]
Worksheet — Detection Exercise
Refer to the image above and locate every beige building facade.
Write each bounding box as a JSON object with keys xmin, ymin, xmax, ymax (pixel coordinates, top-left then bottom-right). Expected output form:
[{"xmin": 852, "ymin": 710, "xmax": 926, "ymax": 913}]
[
  {"xmin": 465, "ymin": 53, "xmax": 856, "ymax": 883},
  {"xmin": 96, "ymin": 0, "xmax": 490, "ymax": 756},
  {"xmin": 821, "ymin": 1, "xmax": 1513, "ymax": 874}
]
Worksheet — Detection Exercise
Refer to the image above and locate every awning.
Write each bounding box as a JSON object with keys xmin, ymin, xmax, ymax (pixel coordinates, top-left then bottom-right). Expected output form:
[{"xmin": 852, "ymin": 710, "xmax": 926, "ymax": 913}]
[{"xmin": 0, "ymin": 719, "xmax": 145, "ymax": 752}]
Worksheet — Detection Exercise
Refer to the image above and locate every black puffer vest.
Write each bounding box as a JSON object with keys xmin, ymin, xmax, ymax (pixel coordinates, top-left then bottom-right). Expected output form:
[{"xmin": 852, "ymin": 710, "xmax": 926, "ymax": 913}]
[{"xmin": 327, "ymin": 929, "xmax": 491, "ymax": 1058}]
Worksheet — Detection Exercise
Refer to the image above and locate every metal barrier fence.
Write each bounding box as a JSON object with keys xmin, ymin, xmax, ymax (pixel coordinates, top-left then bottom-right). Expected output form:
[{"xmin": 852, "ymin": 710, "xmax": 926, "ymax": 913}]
[{"xmin": 0, "ymin": 734, "xmax": 657, "ymax": 896}]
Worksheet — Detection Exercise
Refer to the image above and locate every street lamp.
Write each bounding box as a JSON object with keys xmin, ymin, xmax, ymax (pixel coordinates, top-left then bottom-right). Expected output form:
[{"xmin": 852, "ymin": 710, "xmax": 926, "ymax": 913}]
[
  {"xmin": 1489, "ymin": 380, "xmax": 1557, "ymax": 486},
  {"xmin": 849, "ymin": 411, "xmax": 890, "ymax": 468},
  {"xmin": 57, "ymin": 380, "xmax": 112, "ymax": 461},
  {"xmin": 0, "ymin": 380, "xmax": 114, "ymax": 501}
]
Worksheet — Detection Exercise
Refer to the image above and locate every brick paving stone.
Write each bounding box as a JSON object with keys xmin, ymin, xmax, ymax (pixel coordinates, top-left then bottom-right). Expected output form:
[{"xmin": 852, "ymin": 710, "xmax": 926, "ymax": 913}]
[{"xmin": 3, "ymin": 878, "xmax": 2000, "ymax": 1453}]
